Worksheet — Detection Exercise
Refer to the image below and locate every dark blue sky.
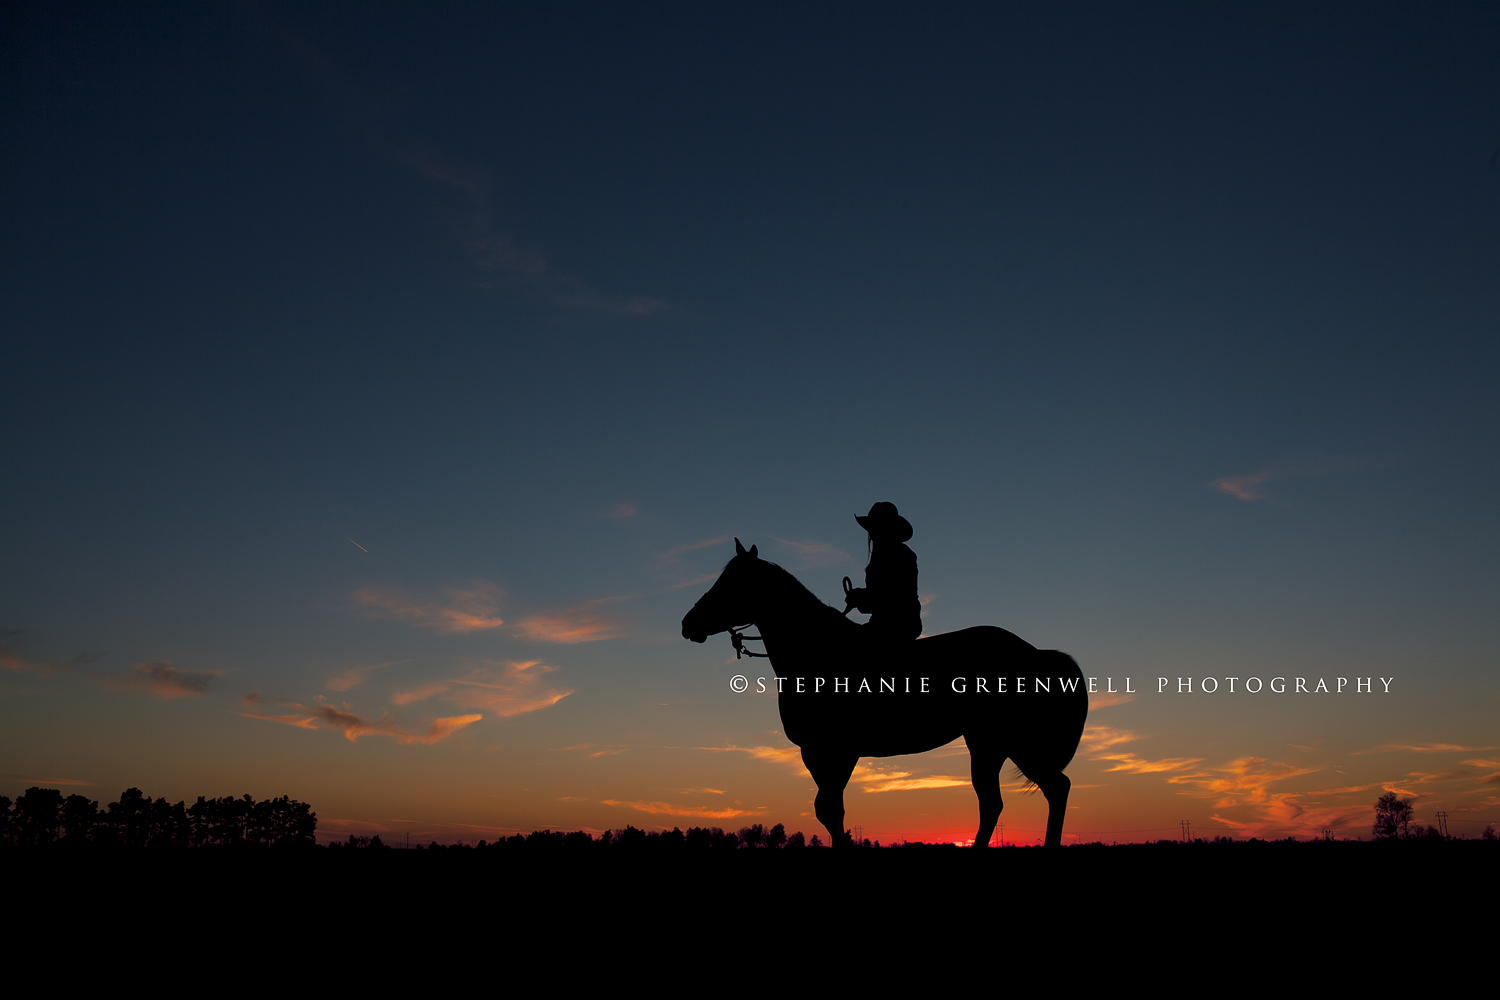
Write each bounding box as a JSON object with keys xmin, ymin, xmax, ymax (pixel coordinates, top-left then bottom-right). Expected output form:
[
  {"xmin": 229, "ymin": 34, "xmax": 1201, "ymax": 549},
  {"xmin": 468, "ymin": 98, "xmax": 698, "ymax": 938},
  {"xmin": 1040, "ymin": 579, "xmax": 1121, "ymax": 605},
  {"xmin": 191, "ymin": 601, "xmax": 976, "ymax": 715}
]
[{"xmin": 4, "ymin": 2, "xmax": 1498, "ymax": 841}]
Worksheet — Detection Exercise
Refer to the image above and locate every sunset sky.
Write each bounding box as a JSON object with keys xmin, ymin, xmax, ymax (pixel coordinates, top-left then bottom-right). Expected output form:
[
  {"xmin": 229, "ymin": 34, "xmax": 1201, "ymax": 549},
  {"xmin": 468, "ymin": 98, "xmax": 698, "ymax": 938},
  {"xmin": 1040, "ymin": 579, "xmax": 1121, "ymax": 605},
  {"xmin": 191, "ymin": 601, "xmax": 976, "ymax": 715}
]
[{"xmin": 3, "ymin": 2, "xmax": 1498, "ymax": 844}]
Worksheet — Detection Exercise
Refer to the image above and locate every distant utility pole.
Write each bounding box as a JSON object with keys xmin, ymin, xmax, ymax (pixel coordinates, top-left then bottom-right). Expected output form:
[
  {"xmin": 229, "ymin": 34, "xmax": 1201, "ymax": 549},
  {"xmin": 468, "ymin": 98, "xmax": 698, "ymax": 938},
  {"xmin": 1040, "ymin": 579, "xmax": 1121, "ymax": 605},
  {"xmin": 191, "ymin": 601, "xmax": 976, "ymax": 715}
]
[
  {"xmin": 1322, "ymin": 829, "xmax": 1333, "ymax": 842},
  {"xmin": 1181, "ymin": 820, "xmax": 1191, "ymax": 843},
  {"xmin": 999, "ymin": 822, "xmax": 1004, "ymax": 848},
  {"xmin": 1436, "ymin": 811, "xmax": 1450, "ymax": 839}
]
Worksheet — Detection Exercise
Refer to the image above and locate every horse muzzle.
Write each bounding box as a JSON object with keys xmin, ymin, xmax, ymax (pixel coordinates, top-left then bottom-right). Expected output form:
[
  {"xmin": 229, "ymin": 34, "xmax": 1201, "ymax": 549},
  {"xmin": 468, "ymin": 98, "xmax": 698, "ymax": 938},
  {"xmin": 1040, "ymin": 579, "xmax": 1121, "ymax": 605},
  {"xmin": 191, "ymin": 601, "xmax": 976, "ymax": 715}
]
[{"xmin": 681, "ymin": 613, "xmax": 708, "ymax": 643}]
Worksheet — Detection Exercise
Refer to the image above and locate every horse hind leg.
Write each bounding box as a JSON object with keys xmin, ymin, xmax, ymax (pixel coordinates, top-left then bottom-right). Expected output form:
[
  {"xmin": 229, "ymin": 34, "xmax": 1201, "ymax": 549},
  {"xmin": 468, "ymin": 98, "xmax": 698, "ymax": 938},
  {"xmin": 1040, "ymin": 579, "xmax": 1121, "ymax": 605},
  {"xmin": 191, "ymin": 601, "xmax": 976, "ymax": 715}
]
[
  {"xmin": 969, "ymin": 748, "xmax": 1004, "ymax": 848},
  {"xmin": 1032, "ymin": 770, "xmax": 1072, "ymax": 847}
]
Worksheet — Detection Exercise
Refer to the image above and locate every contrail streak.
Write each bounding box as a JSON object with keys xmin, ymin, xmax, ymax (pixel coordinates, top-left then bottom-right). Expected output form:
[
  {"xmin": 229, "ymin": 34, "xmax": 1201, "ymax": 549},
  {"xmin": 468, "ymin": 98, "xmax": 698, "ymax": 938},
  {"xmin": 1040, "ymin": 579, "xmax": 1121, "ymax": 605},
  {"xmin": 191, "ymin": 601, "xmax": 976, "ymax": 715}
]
[{"xmin": 348, "ymin": 538, "xmax": 369, "ymax": 553}]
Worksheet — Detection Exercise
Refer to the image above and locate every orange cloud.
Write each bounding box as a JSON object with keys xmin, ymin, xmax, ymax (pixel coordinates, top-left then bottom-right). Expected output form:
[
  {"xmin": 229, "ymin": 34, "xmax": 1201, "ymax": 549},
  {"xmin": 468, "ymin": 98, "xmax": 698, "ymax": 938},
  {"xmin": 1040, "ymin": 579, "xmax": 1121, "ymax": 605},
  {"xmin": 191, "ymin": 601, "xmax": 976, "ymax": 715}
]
[
  {"xmin": 860, "ymin": 775, "xmax": 971, "ymax": 793},
  {"xmin": 603, "ymin": 800, "xmax": 763, "ymax": 820},
  {"xmin": 1078, "ymin": 725, "xmax": 1140, "ymax": 753},
  {"xmin": 327, "ymin": 659, "xmax": 408, "ymax": 692},
  {"xmin": 1354, "ymin": 743, "xmax": 1498, "ymax": 755},
  {"xmin": 511, "ymin": 601, "xmax": 624, "ymax": 643},
  {"xmin": 391, "ymin": 681, "xmax": 453, "ymax": 706},
  {"xmin": 441, "ymin": 660, "xmax": 573, "ymax": 717},
  {"xmin": 393, "ymin": 663, "xmax": 574, "ymax": 716},
  {"xmin": 0, "ymin": 773, "xmax": 94, "ymax": 786},
  {"xmin": 1080, "ymin": 725, "xmax": 1204, "ymax": 774},
  {"xmin": 848, "ymin": 759, "xmax": 972, "ymax": 794},
  {"xmin": 355, "ymin": 580, "xmax": 506, "ymax": 633},
  {"xmin": 241, "ymin": 694, "xmax": 481, "ymax": 744},
  {"xmin": 1168, "ymin": 756, "xmax": 1321, "ymax": 807},
  {"xmin": 703, "ymin": 744, "xmax": 810, "ymax": 776},
  {"xmin": 1100, "ymin": 754, "xmax": 1207, "ymax": 774}
]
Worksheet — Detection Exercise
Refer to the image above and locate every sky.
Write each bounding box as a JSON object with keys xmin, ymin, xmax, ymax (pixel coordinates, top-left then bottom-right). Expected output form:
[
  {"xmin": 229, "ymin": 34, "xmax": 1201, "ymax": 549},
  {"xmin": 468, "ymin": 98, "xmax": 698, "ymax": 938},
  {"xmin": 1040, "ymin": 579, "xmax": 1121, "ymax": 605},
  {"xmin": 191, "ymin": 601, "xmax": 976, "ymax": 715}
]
[{"xmin": 3, "ymin": 1, "xmax": 1498, "ymax": 845}]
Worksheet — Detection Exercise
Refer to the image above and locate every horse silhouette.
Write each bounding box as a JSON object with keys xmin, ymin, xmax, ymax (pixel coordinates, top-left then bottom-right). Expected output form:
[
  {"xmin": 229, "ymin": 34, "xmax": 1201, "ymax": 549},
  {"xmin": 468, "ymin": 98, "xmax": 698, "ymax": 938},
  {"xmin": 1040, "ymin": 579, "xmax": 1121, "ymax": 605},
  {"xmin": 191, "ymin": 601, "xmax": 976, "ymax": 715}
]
[{"xmin": 682, "ymin": 539, "xmax": 1088, "ymax": 848}]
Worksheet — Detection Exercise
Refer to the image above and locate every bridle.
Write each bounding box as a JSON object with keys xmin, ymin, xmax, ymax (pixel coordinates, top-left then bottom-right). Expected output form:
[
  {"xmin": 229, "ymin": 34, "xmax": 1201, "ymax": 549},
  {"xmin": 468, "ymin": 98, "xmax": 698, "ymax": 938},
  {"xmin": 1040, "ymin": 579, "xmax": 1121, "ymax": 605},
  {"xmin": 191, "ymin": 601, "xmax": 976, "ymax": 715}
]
[{"xmin": 728, "ymin": 624, "xmax": 769, "ymax": 659}]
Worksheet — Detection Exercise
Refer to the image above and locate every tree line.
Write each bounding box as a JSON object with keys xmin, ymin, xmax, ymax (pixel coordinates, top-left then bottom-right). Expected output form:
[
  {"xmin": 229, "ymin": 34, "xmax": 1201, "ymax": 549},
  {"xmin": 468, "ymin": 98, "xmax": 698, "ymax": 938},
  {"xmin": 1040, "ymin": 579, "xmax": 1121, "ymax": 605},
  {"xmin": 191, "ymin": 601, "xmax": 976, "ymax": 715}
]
[
  {"xmin": 7, "ymin": 785, "xmax": 1494, "ymax": 848},
  {"xmin": 336, "ymin": 822, "xmax": 828, "ymax": 851},
  {"xmin": 0, "ymin": 787, "xmax": 317, "ymax": 848}
]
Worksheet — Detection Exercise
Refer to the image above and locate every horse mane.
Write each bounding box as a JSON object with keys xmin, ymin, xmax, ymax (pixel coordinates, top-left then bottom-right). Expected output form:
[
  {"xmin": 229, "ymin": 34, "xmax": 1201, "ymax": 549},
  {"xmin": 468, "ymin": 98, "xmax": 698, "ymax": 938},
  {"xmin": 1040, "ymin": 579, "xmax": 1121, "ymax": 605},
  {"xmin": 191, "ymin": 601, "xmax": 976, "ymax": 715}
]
[{"xmin": 755, "ymin": 559, "xmax": 848, "ymax": 625}]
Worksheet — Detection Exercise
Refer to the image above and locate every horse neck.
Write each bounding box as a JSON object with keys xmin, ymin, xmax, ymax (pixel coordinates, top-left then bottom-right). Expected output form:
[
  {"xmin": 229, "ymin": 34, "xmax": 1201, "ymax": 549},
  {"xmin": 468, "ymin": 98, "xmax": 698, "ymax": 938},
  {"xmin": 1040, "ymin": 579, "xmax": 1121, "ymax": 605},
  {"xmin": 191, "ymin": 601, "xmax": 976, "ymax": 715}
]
[{"xmin": 753, "ymin": 565, "xmax": 839, "ymax": 655}]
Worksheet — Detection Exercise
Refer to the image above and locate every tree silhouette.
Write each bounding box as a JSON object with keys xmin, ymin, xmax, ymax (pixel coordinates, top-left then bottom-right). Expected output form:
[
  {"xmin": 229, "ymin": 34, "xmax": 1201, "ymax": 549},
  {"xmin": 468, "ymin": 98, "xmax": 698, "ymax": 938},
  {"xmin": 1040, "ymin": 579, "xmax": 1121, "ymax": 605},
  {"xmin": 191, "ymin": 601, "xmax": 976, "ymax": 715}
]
[
  {"xmin": 1373, "ymin": 792, "xmax": 1414, "ymax": 840},
  {"xmin": 61, "ymin": 794, "xmax": 99, "ymax": 845},
  {"xmin": 13, "ymin": 787, "xmax": 64, "ymax": 847}
]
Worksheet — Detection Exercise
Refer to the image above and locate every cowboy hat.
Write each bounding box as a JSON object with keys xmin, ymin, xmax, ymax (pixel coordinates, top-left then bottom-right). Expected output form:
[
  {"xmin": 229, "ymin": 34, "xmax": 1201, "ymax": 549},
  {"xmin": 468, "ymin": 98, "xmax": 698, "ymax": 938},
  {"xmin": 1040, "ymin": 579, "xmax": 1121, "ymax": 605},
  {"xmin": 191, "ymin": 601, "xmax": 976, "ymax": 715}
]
[{"xmin": 854, "ymin": 501, "xmax": 913, "ymax": 542}]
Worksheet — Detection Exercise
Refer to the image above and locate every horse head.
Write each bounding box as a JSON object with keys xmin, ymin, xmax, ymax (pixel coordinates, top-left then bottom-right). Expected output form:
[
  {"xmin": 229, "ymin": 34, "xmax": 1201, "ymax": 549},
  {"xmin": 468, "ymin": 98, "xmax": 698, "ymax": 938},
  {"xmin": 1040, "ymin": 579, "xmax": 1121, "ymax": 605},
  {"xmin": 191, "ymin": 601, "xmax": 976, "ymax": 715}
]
[{"xmin": 681, "ymin": 538, "xmax": 760, "ymax": 643}]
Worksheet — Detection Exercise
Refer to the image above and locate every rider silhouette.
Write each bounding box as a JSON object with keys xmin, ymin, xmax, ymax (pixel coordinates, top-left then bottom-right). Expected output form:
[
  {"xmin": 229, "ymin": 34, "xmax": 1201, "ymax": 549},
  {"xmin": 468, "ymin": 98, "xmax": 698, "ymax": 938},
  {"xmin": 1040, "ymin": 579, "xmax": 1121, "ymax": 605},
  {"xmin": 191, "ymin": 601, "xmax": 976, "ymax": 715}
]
[{"xmin": 843, "ymin": 502, "xmax": 922, "ymax": 641}]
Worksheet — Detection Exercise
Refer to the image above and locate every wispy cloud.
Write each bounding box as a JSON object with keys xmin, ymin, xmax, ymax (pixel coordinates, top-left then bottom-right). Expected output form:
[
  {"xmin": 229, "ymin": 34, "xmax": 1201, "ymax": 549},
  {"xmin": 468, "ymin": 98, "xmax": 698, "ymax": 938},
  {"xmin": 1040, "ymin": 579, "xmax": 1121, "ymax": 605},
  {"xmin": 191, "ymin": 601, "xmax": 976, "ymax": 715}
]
[
  {"xmin": 248, "ymin": 3, "xmax": 665, "ymax": 316},
  {"xmin": 771, "ymin": 537, "xmax": 853, "ymax": 567},
  {"xmin": 1080, "ymin": 725, "xmax": 1204, "ymax": 773},
  {"xmin": 845, "ymin": 759, "xmax": 972, "ymax": 794},
  {"xmin": 658, "ymin": 536, "xmax": 733, "ymax": 565},
  {"xmin": 1463, "ymin": 758, "xmax": 1500, "ymax": 786},
  {"xmin": 1211, "ymin": 467, "xmax": 1286, "ymax": 501},
  {"xmin": 1168, "ymin": 756, "xmax": 1321, "ymax": 807},
  {"xmin": 443, "ymin": 660, "xmax": 573, "ymax": 717},
  {"xmin": 602, "ymin": 800, "xmax": 764, "ymax": 820},
  {"xmin": 111, "ymin": 661, "xmax": 223, "ymax": 699},
  {"xmin": 327, "ymin": 659, "xmax": 409, "ymax": 692},
  {"xmin": 858, "ymin": 773, "xmax": 971, "ymax": 793},
  {"xmin": 1210, "ymin": 456, "xmax": 1371, "ymax": 502},
  {"xmin": 511, "ymin": 600, "xmax": 625, "ymax": 644},
  {"xmin": 241, "ymin": 693, "xmax": 481, "ymax": 744},
  {"xmin": 600, "ymin": 501, "xmax": 637, "ymax": 519},
  {"xmin": 0, "ymin": 773, "xmax": 95, "ymax": 787},
  {"xmin": 355, "ymin": 580, "xmax": 506, "ymax": 633},
  {"xmin": 669, "ymin": 571, "xmax": 721, "ymax": 590},
  {"xmin": 1353, "ymin": 743, "xmax": 1498, "ymax": 755},
  {"xmin": 392, "ymin": 660, "xmax": 572, "ymax": 718},
  {"xmin": 701, "ymin": 744, "xmax": 810, "ymax": 776},
  {"xmin": 1, "ymin": 631, "xmax": 102, "ymax": 674},
  {"xmin": 390, "ymin": 681, "xmax": 453, "ymax": 707}
]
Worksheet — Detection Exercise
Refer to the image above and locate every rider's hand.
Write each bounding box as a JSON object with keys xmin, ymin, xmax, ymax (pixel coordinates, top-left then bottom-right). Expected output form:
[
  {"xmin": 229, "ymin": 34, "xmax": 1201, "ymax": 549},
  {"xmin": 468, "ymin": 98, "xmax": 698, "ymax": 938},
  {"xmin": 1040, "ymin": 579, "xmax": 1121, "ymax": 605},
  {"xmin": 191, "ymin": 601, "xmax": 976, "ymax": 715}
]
[{"xmin": 843, "ymin": 587, "xmax": 870, "ymax": 615}]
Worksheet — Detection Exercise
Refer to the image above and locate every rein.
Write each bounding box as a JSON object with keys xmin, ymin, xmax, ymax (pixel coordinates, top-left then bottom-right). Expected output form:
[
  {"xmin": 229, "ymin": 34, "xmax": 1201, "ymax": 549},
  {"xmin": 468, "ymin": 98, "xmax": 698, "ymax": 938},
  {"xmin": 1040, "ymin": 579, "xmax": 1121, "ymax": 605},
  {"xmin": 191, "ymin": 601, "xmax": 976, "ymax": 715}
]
[{"xmin": 728, "ymin": 625, "xmax": 769, "ymax": 659}]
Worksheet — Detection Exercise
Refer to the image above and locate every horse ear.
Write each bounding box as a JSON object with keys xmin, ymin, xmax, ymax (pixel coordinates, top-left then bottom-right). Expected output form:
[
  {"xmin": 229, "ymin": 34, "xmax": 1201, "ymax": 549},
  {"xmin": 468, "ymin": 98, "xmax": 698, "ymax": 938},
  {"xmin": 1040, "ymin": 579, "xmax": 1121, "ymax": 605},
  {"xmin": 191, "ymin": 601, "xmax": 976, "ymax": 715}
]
[
  {"xmin": 749, "ymin": 544, "xmax": 757, "ymax": 558},
  {"xmin": 735, "ymin": 538, "xmax": 747, "ymax": 557}
]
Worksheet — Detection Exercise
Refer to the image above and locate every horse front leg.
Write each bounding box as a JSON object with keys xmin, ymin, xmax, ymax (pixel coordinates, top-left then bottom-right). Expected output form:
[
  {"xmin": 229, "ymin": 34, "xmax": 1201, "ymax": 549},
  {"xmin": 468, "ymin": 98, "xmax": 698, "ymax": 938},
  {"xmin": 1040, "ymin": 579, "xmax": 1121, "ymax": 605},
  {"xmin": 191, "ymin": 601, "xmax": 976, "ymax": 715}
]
[
  {"xmin": 969, "ymin": 748, "xmax": 1005, "ymax": 848},
  {"xmin": 802, "ymin": 747, "xmax": 858, "ymax": 848}
]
